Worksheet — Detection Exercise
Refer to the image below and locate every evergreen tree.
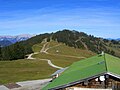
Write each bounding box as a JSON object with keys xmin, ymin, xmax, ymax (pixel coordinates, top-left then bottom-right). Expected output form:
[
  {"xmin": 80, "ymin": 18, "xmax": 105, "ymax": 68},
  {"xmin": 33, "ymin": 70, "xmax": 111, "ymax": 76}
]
[
  {"xmin": 13, "ymin": 43, "xmax": 25, "ymax": 59},
  {"xmin": 2, "ymin": 46, "xmax": 11, "ymax": 60}
]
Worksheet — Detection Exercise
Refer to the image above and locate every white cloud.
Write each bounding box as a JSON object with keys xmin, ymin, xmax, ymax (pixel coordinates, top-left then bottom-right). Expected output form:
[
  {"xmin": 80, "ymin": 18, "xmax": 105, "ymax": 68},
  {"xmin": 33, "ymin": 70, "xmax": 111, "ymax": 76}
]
[{"xmin": 0, "ymin": 6, "xmax": 120, "ymax": 38}]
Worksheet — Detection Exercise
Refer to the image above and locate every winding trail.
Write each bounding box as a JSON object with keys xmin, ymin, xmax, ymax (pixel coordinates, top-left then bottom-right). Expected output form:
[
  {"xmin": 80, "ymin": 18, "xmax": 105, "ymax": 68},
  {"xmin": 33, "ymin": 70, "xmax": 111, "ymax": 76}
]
[
  {"xmin": 40, "ymin": 43, "xmax": 86, "ymax": 59},
  {"xmin": 27, "ymin": 42, "xmax": 63, "ymax": 69},
  {"xmin": 27, "ymin": 52, "xmax": 39, "ymax": 59},
  {"xmin": 40, "ymin": 42, "xmax": 49, "ymax": 53},
  {"xmin": 27, "ymin": 41, "xmax": 86, "ymax": 69},
  {"xmin": 40, "ymin": 59, "xmax": 63, "ymax": 69}
]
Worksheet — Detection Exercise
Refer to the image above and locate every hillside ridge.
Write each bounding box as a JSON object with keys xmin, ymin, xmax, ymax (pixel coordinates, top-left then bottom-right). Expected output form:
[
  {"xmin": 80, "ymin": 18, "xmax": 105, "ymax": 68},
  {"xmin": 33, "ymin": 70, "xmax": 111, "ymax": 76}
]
[{"xmin": 0, "ymin": 29, "xmax": 120, "ymax": 61}]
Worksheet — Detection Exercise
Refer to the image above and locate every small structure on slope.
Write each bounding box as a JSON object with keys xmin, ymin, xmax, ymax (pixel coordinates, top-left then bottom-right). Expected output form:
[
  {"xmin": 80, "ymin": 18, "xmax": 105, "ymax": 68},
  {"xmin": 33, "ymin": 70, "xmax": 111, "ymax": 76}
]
[
  {"xmin": 51, "ymin": 67, "xmax": 68, "ymax": 80},
  {"xmin": 42, "ymin": 53, "xmax": 120, "ymax": 90}
]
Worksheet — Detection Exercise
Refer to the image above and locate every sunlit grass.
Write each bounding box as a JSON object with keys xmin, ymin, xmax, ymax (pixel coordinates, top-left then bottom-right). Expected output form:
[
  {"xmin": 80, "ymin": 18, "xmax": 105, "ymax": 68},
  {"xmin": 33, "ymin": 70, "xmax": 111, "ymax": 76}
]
[{"xmin": 0, "ymin": 59, "xmax": 57, "ymax": 84}]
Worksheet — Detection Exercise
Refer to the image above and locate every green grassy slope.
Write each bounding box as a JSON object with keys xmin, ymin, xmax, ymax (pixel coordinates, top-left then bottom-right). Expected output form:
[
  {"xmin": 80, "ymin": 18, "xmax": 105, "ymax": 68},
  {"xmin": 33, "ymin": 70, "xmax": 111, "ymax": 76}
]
[
  {"xmin": 0, "ymin": 41, "xmax": 94, "ymax": 84},
  {"xmin": 0, "ymin": 59, "xmax": 57, "ymax": 84},
  {"xmin": 47, "ymin": 44, "xmax": 94, "ymax": 57},
  {"xmin": 33, "ymin": 53, "xmax": 80, "ymax": 67},
  {"xmin": 32, "ymin": 41, "xmax": 95, "ymax": 67},
  {"xmin": 32, "ymin": 43, "xmax": 45, "ymax": 52}
]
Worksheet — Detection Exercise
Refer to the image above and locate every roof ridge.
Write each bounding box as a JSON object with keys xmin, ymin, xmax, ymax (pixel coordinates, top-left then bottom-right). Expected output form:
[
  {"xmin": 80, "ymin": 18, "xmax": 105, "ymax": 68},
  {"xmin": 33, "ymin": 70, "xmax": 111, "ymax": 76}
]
[{"xmin": 104, "ymin": 53, "xmax": 108, "ymax": 72}]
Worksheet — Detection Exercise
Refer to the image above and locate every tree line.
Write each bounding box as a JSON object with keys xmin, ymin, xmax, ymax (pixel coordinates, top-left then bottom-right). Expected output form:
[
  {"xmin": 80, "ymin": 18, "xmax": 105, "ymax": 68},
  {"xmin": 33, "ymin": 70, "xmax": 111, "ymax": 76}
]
[
  {"xmin": 0, "ymin": 33, "xmax": 50, "ymax": 61},
  {"xmin": 0, "ymin": 30, "xmax": 119, "ymax": 61},
  {"xmin": 52, "ymin": 30, "xmax": 116, "ymax": 56}
]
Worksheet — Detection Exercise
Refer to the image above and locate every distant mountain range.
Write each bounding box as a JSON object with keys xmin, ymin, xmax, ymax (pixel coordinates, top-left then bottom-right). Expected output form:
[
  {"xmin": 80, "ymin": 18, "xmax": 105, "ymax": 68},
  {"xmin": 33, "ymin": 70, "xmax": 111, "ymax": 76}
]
[
  {"xmin": 116, "ymin": 38, "xmax": 120, "ymax": 41},
  {"xmin": 107, "ymin": 38, "xmax": 120, "ymax": 41},
  {"xmin": 0, "ymin": 34, "xmax": 34, "ymax": 47}
]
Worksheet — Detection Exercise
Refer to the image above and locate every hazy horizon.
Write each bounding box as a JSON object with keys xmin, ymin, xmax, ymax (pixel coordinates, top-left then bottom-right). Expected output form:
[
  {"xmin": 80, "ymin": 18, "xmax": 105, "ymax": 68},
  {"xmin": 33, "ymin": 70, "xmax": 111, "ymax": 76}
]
[
  {"xmin": 0, "ymin": 0, "xmax": 120, "ymax": 38},
  {"xmin": 0, "ymin": 30, "xmax": 119, "ymax": 39}
]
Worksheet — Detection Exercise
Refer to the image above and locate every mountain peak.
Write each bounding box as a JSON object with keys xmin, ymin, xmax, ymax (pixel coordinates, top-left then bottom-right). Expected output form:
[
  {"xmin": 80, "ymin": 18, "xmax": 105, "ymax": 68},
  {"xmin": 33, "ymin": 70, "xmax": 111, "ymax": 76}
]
[{"xmin": 0, "ymin": 34, "xmax": 34, "ymax": 46}]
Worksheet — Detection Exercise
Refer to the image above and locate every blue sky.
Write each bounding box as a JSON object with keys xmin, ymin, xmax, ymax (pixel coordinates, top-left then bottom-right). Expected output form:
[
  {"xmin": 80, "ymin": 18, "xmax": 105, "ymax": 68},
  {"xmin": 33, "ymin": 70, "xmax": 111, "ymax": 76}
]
[{"xmin": 0, "ymin": 0, "xmax": 120, "ymax": 38}]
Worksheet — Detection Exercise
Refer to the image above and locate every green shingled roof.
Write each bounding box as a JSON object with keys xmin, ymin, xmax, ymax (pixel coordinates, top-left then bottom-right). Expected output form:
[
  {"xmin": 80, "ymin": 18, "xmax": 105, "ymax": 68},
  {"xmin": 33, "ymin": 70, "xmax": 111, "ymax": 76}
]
[{"xmin": 42, "ymin": 53, "xmax": 120, "ymax": 90}]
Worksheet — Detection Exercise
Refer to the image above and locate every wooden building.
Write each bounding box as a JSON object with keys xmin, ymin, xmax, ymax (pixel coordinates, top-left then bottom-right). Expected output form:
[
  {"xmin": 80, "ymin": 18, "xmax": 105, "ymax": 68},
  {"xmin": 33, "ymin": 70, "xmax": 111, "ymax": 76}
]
[{"xmin": 42, "ymin": 53, "xmax": 120, "ymax": 90}]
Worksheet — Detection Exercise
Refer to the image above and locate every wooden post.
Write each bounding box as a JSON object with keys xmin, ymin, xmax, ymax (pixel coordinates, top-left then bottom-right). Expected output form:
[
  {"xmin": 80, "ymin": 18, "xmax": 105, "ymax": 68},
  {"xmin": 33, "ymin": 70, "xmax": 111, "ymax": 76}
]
[{"xmin": 104, "ymin": 75, "xmax": 109, "ymax": 89}]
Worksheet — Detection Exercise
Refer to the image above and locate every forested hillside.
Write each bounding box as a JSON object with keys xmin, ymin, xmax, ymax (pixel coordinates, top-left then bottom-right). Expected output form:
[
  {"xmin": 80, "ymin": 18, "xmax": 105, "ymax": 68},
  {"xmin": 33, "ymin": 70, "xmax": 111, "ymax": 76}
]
[
  {"xmin": 0, "ymin": 40, "xmax": 12, "ymax": 47},
  {"xmin": 0, "ymin": 33, "xmax": 50, "ymax": 60},
  {"xmin": 0, "ymin": 30, "xmax": 120, "ymax": 61},
  {"xmin": 52, "ymin": 30, "xmax": 119, "ymax": 56}
]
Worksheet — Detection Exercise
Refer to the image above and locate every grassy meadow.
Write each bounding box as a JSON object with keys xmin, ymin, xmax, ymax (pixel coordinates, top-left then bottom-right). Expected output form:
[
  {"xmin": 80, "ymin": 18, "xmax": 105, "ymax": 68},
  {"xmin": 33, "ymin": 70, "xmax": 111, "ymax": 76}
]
[
  {"xmin": 0, "ymin": 59, "xmax": 57, "ymax": 84},
  {"xmin": 0, "ymin": 41, "xmax": 94, "ymax": 84}
]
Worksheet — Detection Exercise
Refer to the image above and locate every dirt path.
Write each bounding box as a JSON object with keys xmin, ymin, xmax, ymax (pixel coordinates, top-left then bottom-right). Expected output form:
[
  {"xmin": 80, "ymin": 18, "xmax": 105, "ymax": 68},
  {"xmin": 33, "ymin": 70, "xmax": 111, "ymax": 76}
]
[
  {"xmin": 27, "ymin": 52, "xmax": 39, "ymax": 59},
  {"xmin": 47, "ymin": 53, "xmax": 86, "ymax": 59},
  {"xmin": 0, "ymin": 79, "xmax": 52, "ymax": 90},
  {"xmin": 27, "ymin": 42, "xmax": 86, "ymax": 69},
  {"xmin": 27, "ymin": 42, "xmax": 63, "ymax": 69},
  {"xmin": 27, "ymin": 54, "xmax": 63, "ymax": 69},
  {"xmin": 40, "ymin": 59, "xmax": 63, "ymax": 69},
  {"xmin": 40, "ymin": 42, "xmax": 49, "ymax": 53}
]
